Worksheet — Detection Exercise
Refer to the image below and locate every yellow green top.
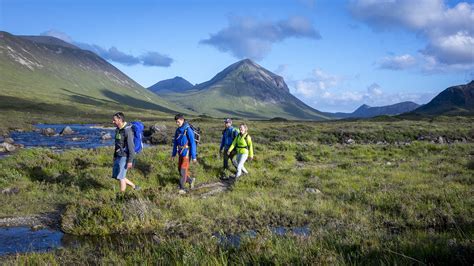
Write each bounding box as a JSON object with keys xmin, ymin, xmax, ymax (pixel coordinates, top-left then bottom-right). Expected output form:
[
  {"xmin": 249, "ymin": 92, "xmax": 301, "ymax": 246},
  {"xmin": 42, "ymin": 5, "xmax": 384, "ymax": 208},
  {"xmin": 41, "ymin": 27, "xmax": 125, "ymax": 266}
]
[{"xmin": 228, "ymin": 133, "xmax": 253, "ymax": 157}]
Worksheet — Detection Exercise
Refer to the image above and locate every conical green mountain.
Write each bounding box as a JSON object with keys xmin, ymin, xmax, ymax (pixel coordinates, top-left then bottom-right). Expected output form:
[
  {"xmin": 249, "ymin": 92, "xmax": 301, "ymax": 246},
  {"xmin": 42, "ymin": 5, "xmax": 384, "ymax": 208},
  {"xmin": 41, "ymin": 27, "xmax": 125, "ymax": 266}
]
[
  {"xmin": 148, "ymin": 76, "xmax": 194, "ymax": 94},
  {"xmin": 156, "ymin": 59, "xmax": 330, "ymax": 120},
  {"xmin": 0, "ymin": 31, "xmax": 183, "ymax": 116}
]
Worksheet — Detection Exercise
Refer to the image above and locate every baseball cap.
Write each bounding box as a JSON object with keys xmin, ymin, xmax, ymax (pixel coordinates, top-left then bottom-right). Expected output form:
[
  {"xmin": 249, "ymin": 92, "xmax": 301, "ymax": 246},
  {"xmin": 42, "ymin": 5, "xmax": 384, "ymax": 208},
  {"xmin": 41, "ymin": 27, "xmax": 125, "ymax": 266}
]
[{"xmin": 224, "ymin": 118, "xmax": 232, "ymax": 123}]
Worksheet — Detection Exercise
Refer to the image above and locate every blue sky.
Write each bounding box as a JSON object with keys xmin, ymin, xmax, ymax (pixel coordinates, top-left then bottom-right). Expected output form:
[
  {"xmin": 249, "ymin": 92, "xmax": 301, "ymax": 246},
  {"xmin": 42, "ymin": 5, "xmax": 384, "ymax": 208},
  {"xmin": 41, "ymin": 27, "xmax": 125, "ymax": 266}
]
[{"xmin": 1, "ymin": 0, "xmax": 473, "ymax": 112}]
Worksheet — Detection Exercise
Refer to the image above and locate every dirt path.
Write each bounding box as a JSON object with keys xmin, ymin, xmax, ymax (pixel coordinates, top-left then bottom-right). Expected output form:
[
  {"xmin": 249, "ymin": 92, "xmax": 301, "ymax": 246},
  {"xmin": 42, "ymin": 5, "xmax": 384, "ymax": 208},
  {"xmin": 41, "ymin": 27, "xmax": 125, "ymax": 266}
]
[
  {"xmin": 192, "ymin": 177, "xmax": 236, "ymax": 198},
  {"xmin": 0, "ymin": 211, "xmax": 61, "ymax": 229}
]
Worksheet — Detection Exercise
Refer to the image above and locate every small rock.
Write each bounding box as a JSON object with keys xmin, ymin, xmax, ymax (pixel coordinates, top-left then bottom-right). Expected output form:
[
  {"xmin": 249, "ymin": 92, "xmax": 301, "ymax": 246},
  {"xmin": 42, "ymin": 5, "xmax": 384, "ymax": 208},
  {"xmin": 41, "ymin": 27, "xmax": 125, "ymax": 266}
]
[
  {"xmin": 151, "ymin": 124, "xmax": 167, "ymax": 133},
  {"xmin": 1, "ymin": 187, "xmax": 20, "ymax": 195},
  {"xmin": 345, "ymin": 138, "xmax": 355, "ymax": 145},
  {"xmin": 41, "ymin": 128, "xmax": 56, "ymax": 136},
  {"xmin": 305, "ymin": 188, "xmax": 322, "ymax": 194},
  {"xmin": 152, "ymin": 234, "xmax": 162, "ymax": 244},
  {"xmin": 71, "ymin": 137, "xmax": 86, "ymax": 141},
  {"xmin": 101, "ymin": 133, "xmax": 112, "ymax": 140},
  {"xmin": 1, "ymin": 142, "xmax": 16, "ymax": 152},
  {"xmin": 437, "ymin": 136, "xmax": 445, "ymax": 144},
  {"xmin": 4, "ymin": 137, "xmax": 14, "ymax": 144},
  {"xmin": 60, "ymin": 126, "xmax": 74, "ymax": 135},
  {"xmin": 31, "ymin": 225, "xmax": 44, "ymax": 231}
]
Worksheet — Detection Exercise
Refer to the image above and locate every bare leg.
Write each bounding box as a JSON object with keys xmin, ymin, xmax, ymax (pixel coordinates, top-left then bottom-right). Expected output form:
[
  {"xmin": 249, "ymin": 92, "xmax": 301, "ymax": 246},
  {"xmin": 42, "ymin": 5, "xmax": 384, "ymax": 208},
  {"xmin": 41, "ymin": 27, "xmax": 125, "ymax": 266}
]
[{"xmin": 120, "ymin": 178, "xmax": 135, "ymax": 192}]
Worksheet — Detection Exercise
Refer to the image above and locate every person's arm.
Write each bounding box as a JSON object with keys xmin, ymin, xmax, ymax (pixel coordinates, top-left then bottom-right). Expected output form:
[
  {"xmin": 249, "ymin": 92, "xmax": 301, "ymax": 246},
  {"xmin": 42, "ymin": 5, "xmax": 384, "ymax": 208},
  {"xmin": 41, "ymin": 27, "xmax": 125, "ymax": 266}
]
[
  {"xmin": 247, "ymin": 136, "xmax": 254, "ymax": 159},
  {"xmin": 187, "ymin": 128, "xmax": 197, "ymax": 160},
  {"xmin": 171, "ymin": 130, "xmax": 178, "ymax": 157},
  {"xmin": 125, "ymin": 127, "xmax": 135, "ymax": 164},
  {"xmin": 233, "ymin": 128, "xmax": 239, "ymax": 139},
  {"xmin": 228, "ymin": 135, "xmax": 237, "ymax": 154},
  {"xmin": 219, "ymin": 129, "xmax": 225, "ymax": 152}
]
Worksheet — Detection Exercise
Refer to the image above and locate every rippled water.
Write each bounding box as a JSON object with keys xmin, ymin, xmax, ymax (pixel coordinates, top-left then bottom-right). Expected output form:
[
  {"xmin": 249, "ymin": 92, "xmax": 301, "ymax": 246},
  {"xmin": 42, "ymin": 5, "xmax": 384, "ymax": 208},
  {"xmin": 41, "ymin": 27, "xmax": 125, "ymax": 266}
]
[
  {"xmin": 0, "ymin": 225, "xmax": 311, "ymax": 256},
  {"xmin": 0, "ymin": 227, "xmax": 63, "ymax": 256},
  {"xmin": 10, "ymin": 124, "xmax": 115, "ymax": 150}
]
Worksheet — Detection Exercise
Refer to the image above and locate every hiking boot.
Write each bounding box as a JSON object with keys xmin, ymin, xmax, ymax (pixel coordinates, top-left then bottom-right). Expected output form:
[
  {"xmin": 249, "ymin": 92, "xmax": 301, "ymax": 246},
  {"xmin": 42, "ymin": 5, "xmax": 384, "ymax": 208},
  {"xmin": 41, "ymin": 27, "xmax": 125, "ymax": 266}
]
[
  {"xmin": 178, "ymin": 189, "xmax": 187, "ymax": 195},
  {"xmin": 190, "ymin": 178, "xmax": 196, "ymax": 189},
  {"xmin": 134, "ymin": 185, "xmax": 141, "ymax": 191}
]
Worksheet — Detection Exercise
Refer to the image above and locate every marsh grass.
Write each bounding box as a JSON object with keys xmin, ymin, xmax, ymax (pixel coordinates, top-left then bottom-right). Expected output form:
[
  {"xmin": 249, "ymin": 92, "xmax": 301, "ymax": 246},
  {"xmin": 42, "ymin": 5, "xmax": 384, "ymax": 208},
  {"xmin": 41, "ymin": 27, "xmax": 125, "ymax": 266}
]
[{"xmin": 1, "ymin": 118, "xmax": 473, "ymax": 264}]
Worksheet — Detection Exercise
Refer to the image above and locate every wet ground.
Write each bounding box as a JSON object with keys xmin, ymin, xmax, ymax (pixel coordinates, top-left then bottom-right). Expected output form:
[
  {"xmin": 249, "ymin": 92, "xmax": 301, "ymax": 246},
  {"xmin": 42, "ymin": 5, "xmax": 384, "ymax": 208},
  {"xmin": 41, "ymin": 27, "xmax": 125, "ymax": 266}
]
[{"xmin": 0, "ymin": 227, "xmax": 63, "ymax": 256}]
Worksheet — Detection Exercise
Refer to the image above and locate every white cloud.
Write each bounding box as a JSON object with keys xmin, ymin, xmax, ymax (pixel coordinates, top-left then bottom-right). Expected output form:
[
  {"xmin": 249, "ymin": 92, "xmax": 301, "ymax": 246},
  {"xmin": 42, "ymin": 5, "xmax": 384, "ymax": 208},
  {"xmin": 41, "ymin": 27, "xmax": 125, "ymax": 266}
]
[
  {"xmin": 292, "ymin": 69, "xmax": 345, "ymax": 98},
  {"xmin": 366, "ymin": 83, "xmax": 383, "ymax": 96},
  {"xmin": 41, "ymin": 30, "xmax": 173, "ymax": 67},
  {"xmin": 349, "ymin": 0, "xmax": 474, "ymax": 71},
  {"xmin": 376, "ymin": 54, "xmax": 417, "ymax": 70},
  {"xmin": 422, "ymin": 31, "xmax": 474, "ymax": 65},
  {"xmin": 41, "ymin": 30, "xmax": 73, "ymax": 43},
  {"xmin": 200, "ymin": 16, "xmax": 321, "ymax": 60},
  {"xmin": 274, "ymin": 64, "xmax": 289, "ymax": 75},
  {"xmin": 289, "ymin": 68, "xmax": 432, "ymax": 112}
]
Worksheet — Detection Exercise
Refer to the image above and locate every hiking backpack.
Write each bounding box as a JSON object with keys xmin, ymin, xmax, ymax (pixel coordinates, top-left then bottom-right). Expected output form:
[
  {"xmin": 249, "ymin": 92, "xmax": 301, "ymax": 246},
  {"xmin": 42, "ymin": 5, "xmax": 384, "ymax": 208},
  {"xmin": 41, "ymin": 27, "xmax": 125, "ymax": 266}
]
[
  {"xmin": 237, "ymin": 133, "xmax": 251, "ymax": 150},
  {"xmin": 184, "ymin": 123, "xmax": 201, "ymax": 145},
  {"xmin": 128, "ymin": 121, "xmax": 144, "ymax": 153}
]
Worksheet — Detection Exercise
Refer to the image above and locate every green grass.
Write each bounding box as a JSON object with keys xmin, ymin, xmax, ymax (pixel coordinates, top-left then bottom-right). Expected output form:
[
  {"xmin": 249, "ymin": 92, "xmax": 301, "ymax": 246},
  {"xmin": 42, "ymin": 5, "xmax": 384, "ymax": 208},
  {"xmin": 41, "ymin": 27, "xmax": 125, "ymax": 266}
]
[{"xmin": 1, "ymin": 118, "xmax": 473, "ymax": 264}]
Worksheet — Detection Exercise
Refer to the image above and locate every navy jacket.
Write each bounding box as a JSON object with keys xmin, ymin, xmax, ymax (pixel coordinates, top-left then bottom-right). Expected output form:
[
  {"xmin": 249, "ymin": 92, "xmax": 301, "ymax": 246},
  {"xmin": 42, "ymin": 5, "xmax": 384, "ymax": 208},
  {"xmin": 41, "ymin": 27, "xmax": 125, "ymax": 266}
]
[{"xmin": 220, "ymin": 126, "xmax": 238, "ymax": 151}]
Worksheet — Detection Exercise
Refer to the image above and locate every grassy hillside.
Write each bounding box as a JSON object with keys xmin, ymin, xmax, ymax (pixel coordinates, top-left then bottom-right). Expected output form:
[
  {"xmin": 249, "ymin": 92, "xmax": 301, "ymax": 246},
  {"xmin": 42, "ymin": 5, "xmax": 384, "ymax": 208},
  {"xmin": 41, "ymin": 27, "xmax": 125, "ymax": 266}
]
[
  {"xmin": 410, "ymin": 81, "xmax": 474, "ymax": 116},
  {"xmin": 1, "ymin": 117, "xmax": 473, "ymax": 264},
  {"xmin": 0, "ymin": 31, "xmax": 186, "ymax": 122}
]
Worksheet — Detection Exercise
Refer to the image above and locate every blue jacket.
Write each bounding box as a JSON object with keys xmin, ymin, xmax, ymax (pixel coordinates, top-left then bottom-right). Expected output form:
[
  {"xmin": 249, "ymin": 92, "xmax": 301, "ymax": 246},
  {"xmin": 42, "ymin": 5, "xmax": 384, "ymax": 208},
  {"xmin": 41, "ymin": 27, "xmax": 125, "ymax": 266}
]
[
  {"xmin": 220, "ymin": 126, "xmax": 239, "ymax": 151},
  {"xmin": 172, "ymin": 122, "xmax": 197, "ymax": 159}
]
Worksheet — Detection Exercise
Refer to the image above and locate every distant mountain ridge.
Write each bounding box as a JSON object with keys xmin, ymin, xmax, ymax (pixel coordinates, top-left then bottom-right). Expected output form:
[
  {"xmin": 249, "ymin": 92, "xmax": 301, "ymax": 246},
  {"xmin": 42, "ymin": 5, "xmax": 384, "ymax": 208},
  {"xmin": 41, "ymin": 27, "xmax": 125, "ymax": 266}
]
[
  {"xmin": 148, "ymin": 76, "xmax": 193, "ymax": 94},
  {"xmin": 154, "ymin": 59, "xmax": 329, "ymax": 120},
  {"xmin": 410, "ymin": 81, "xmax": 474, "ymax": 116},
  {"xmin": 18, "ymin": 35, "xmax": 79, "ymax": 49},
  {"xmin": 0, "ymin": 31, "xmax": 182, "ymax": 115},
  {"xmin": 330, "ymin": 101, "xmax": 420, "ymax": 118}
]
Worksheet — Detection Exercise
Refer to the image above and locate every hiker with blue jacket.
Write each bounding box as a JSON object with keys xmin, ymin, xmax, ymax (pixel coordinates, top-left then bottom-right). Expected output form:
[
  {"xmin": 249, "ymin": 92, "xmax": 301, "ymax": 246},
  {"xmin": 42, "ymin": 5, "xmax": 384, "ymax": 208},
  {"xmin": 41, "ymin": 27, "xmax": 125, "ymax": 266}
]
[
  {"xmin": 111, "ymin": 112, "xmax": 140, "ymax": 192},
  {"xmin": 171, "ymin": 114, "xmax": 197, "ymax": 194},
  {"xmin": 220, "ymin": 118, "xmax": 239, "ymax": 173}
]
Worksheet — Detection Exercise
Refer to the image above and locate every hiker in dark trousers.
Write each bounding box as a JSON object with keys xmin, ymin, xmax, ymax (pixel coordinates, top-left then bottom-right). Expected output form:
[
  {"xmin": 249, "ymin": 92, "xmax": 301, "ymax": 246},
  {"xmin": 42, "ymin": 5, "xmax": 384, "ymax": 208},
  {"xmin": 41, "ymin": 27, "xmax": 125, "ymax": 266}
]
[
  {"xmin": 220, "ymin": 118, "xmax": 239, "ymax": 174},
  {"xmin": 171, "ymin": 114, "xmax": 197, "ymax": 194},
  {"xmin": 112, "ymin": 112, "xmax": 140, "ymax": 192}
]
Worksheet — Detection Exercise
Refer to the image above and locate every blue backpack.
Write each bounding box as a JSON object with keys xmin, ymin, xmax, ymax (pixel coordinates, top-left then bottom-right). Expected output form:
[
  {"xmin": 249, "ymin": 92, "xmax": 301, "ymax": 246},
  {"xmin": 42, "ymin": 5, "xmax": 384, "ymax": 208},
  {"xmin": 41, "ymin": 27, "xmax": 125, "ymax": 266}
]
[{"xmin": 129, "ymin": 121, "xmax": 144, "ymax": 153}]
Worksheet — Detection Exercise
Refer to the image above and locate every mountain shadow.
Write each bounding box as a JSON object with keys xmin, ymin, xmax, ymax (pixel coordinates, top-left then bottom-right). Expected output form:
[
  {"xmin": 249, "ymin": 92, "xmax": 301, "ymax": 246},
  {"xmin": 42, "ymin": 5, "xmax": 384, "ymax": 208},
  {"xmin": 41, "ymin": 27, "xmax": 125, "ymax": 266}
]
[{"xmin": 101, "ymin": 89, "xmax": 177, "ymax": 113}]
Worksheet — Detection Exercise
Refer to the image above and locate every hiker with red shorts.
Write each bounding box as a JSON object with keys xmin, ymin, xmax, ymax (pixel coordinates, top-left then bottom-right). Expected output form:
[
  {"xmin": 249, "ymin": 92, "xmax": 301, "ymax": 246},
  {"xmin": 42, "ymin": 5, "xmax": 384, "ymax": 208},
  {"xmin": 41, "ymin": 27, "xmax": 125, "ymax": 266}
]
[{"xmin": 171, "ymin": 114, "xmax": 197, "ymax": 194}]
